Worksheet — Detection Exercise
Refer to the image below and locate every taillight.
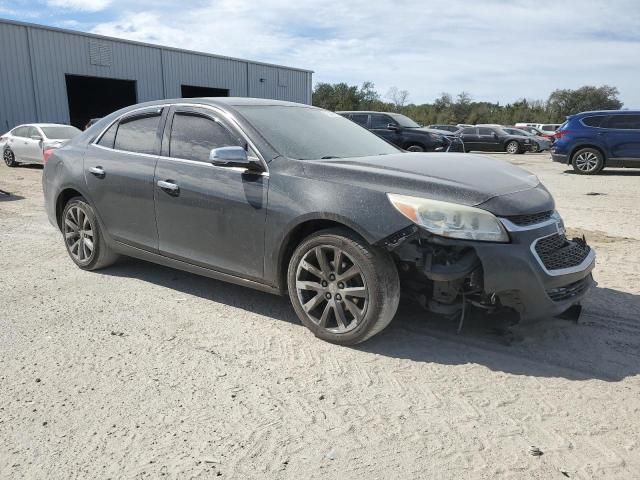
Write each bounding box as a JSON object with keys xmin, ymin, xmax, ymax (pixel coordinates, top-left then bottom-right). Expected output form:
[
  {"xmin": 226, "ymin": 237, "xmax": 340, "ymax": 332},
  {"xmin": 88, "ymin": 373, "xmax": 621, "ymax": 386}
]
[
  {"xmin": 554, "ymin": 130, "xmax": 571, "ymax": 140},
  {"xmin": 43, "ymin": 148, "xmax": 56, "ymax": 163}
]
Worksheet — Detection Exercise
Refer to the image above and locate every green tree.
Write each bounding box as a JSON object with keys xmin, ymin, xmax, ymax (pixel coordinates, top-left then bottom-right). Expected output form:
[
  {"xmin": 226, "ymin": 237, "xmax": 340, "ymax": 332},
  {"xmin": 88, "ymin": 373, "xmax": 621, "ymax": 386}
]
[{"xmin": 547, "ymin": 85, "xmax": 622, "ymax": 121}]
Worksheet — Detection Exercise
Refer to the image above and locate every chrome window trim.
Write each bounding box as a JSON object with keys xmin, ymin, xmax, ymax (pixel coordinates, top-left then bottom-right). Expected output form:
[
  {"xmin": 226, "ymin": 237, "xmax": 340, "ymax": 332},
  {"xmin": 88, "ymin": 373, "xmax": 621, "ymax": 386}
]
[
  {"xmin": 91, "ymin": 102, "xmax": 268, "ymax": 173},
  {"xmin": 91, "ymin": 144, "xmax": 268, "ymax": 177},
  {"xmin": 529, "ymin": 232, "xmax": 596, "ymax": 277},
  {"xmin": 578, "ymin": 114, "xmax": 611, "ymax": 129}
]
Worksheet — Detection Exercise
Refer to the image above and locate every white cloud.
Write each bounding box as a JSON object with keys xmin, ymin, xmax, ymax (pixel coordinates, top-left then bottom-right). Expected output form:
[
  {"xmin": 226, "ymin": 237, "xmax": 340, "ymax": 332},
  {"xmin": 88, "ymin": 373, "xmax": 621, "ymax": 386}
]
[
  {"xmin": 48, "ymin": 0, "xmax": 111, "ymax": 12},
  {"xmin": 87, "ymin": 0, "xmax": 640, "ymax": 106}
]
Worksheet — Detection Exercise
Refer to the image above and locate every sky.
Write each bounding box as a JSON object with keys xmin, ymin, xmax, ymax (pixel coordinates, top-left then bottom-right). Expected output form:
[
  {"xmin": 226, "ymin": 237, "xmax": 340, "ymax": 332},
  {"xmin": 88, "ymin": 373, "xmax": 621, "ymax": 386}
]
[{"xmin": 1, "ymin": 0, "xmax": 639, "ymax": 107}]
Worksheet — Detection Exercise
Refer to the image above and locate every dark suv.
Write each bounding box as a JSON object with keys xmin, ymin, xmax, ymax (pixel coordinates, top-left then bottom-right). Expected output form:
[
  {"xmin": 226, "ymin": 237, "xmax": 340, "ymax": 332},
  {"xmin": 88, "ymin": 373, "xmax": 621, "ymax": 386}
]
[
  {"xmin": 460, "ymin": 126, "xmax": 533, "ymax": 154},
  {"xmin": 551, "ymin": 110, "xmax": 640, "ymax": 174},
  {"xmin": 43, "ymin": 98, "xmax": 594, "ymax": 345},
  {"xmin": 338, "ymin": 111, "xmax": 462, "ymax": 152}
]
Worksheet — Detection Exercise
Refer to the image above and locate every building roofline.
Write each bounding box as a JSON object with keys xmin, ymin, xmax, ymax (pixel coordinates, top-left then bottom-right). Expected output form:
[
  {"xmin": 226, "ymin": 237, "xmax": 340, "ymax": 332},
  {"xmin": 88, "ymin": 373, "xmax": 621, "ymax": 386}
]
[{"xmin": 0, "ymin": 17, "xmax": 314, "ymax": 74}]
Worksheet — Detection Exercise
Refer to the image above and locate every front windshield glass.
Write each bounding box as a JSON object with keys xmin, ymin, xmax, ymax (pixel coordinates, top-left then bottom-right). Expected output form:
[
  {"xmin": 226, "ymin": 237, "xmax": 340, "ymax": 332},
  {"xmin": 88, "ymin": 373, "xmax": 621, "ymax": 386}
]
[
  {"xmin": 390, "ymin": 114, "xmax": 421, "ymax": 128},
  {"xmin": 41, "ymin": 126, "xmax": 81, "ymax": 139},
  {"xmin": 235, "ymin": 106, "xmax": 400, "ymax": 160}
]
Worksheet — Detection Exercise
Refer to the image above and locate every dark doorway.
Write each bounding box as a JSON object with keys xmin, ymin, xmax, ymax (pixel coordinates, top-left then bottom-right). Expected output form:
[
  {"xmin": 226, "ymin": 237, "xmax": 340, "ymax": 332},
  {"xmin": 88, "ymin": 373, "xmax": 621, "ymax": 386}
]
[
  {"xmin": 65, "ymin": 74, "xmax": 137, "ymax": 129},
  {"xmin": 181, "ymin": 85, "xmax": 229, "ymax": 98}
]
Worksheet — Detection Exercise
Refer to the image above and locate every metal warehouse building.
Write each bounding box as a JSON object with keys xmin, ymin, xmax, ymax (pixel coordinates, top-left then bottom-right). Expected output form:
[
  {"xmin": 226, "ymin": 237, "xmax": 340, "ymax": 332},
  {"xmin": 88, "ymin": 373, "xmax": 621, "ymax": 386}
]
[{"xmin": 0, "ymin": 19, "xmax": 313, "ymax": 131}]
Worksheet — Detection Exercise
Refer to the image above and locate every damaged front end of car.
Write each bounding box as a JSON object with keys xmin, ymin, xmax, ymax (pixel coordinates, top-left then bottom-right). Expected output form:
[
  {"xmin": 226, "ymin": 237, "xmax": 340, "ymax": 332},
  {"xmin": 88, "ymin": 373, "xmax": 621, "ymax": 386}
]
[{"xmin": 378, "ymin": 202, "xmax": 596, "ymax": 328}]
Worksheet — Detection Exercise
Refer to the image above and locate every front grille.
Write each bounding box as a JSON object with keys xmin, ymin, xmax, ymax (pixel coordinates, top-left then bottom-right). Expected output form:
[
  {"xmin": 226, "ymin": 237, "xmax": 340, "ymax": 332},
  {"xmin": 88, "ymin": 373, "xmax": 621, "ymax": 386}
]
[
  {"xmin": 505, "ymin": 210, "xmax": 554, "ymax": 226},
  {"xmin": 534, "ymin": 234, "xmax": 591, "ymax": 271},
  {"xmin": 546, "ymin": 276, "xmax": 591, "ymax": 302}
]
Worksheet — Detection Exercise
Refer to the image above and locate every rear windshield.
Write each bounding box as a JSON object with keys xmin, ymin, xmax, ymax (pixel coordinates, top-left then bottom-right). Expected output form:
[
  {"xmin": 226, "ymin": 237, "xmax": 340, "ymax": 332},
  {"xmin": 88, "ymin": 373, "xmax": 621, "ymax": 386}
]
[
  {"xmin": 234, "ymin": 105, "xmax": 400, "ymax": 160},
  {"xmin": 41, "ymin": 126, "xmax": 81, "ymax": 139}
]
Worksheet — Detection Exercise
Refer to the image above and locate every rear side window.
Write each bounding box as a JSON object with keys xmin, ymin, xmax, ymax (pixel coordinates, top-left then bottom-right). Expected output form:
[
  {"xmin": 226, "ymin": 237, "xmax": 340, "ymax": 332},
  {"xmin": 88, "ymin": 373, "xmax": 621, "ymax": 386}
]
[
  {"xmin": 97, "ymin": 122, "xmax": 118, "ymax": 148},
  {"xmin": 169, "ymin": 113, "xmax": 240, "ymax": 162},
  {"xmin": 12, "ymin": 126, "xmax": 28, "ymax": 137},
  {"xmin": 461, "ymin": 127, "xmax": 476, "ymax": 135},
  {"xmin": 27, "ymin": 127, "xmax": 40, "ymax": 138},
  {"xmin": 350, "ymin": 114, "xmax": 369, "ymax": 127},
  {"xmin": 478, "ymin": 127, "xmax": 494, "ymax": 135},
  {"xmin": 541, "ymin": 125, "xmax": 557, "ymax": 132},
  {"xmin": 581, "ymin": 116, "xmax": 607, "ymax": 127},
  {"xmin": 114, "ymin": 113, "xmax": 161, "ymax": 155},
  {"xmin": 605, "ymin": 114, "xmax": 640, "ymax": 130}
]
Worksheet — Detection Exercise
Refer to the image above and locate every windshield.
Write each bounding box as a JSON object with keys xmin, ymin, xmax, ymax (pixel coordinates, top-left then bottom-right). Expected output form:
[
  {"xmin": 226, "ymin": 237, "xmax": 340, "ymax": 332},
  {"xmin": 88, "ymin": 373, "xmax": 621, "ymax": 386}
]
[
  {"xmin": 389, "ymin": 113, "xmax": 421, "ymax": 128},
  {"xmin": 41, "ymin": 126, "xmax": 81, "ymax": 139},
  {"xmin": 234, "ymin": 106, "xmax": 400, "ymax": 160}
]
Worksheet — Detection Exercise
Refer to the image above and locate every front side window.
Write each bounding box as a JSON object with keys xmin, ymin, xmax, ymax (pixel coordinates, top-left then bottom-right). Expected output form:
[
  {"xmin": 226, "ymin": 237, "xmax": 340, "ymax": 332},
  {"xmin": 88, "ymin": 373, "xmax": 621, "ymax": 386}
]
[
  {"xmin": 169, "ymin": 113, "xmax": 240, "ymax": 162},
  {"xmin": 27, "ymin": 127, "xmax": 40, "ymax": 138},
  {"xmin": 350, "ymin": 114, "xmax": 369, "ymax": 127},
  {"xmin": 233, "ymin": 106, "xmax": 399, "ymax": 160},
  {"xmin": 541, "ymin": 125, "xmax": 557, "ymax": 131},
  {"xmin": 114, "ymin": 113, "xmax": 161, "ymax": 155},
  {"xmin": 461, "ymin": 127, "xmax": 476, "ymax": 135},
  {"xmin": 478, "ymin": 127, "xmax": 494, "ymax": 136},
  {"xmin": 605, "ymin": 114, "xmax": 640, "ymax": 130},
  {"xmin": 370, "ymin": 114, "xmax": 393, "ymax": 129}
]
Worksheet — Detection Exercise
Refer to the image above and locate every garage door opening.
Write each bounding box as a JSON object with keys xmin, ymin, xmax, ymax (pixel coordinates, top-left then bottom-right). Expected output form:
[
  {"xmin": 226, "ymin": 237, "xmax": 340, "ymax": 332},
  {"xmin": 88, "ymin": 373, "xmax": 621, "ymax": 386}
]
[
  {"xmin": 181, "ymin": 85, "xmax": 229, "ymax": 98},
  {"xmin": 65, "ymin": 75, "xmax": 137, "ymax": 129}
]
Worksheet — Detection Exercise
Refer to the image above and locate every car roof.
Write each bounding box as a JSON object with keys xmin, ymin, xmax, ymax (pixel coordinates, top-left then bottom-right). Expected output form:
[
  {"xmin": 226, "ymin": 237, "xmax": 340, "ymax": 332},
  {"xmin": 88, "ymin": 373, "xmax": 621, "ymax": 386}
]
[
  {"xmin": 573, "ymin": 110, "xmax": 640, "ymax": 117},
  {"xmin": 13, "ymin": 123, "xmax": 73, "ymax": 128}
]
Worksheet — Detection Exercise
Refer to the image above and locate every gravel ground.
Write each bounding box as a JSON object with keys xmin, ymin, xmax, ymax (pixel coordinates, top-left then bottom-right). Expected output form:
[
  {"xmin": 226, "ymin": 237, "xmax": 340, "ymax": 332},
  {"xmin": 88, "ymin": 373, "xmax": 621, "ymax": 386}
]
[{"xmin": 1, "ymin": 153, "xmax": 639, "ymax": 479}]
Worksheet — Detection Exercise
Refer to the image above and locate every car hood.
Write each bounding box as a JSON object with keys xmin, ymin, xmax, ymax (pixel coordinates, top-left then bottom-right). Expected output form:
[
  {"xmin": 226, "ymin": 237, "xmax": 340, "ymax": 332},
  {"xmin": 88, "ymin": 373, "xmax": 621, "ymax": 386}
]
[{"xmin": 304, "ymin": 152, "xmax": 554, "ymax": 216}]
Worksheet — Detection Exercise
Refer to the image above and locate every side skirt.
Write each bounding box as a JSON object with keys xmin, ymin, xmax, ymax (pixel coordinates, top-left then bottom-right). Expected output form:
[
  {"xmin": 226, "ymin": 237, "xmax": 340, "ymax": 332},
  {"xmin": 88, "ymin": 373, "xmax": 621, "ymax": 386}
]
[{"xmin": 112, "ymin": 241, "xmax": 282, "ymax": 296}]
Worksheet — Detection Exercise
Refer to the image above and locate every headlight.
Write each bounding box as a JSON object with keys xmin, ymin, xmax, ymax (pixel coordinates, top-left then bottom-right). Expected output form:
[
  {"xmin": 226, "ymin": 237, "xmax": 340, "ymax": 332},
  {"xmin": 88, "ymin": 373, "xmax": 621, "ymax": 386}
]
[{"xmin": 387, "ymin": 193, "xmax": 509, "ymax": 242}]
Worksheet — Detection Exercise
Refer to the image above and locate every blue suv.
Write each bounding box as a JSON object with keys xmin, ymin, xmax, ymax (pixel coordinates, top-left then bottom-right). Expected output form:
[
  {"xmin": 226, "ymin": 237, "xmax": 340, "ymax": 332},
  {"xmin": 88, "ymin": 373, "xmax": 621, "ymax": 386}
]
[{"xmin": 551, "ymin": 110, "xmax": 640, "ymax": 174}]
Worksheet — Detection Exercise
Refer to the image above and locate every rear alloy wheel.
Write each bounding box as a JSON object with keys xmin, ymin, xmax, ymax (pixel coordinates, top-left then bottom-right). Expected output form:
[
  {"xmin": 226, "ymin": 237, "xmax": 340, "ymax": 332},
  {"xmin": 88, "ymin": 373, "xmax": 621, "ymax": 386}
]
[
  {"xmin": 62, "ymin": 197, "xmax": 118, "ymax": 270},
  {"xmin": 571, "ymin": 148, "xmax": 604, "ymax": 175},
  {"xmin": 288, "ymin": 228, "xmax": 400, "ymax": 345},
  {"xmin": 505, "ymin": 141, "xmax": 520, "ymax": 154},
  {"xmin": 3, "ymin": 148, "xmax": 17, "ymax": 167},
  {"xmin": 406, "ymin": 144, "xmax": 425, "ymax": 152}
]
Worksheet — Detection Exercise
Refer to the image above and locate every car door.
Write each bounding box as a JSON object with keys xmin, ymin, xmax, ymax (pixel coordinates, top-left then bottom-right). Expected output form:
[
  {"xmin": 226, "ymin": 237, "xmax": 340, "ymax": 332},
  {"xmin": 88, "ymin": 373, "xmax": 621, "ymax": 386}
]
[
  {"xmin": 84, "ymin": 107, "xmax": 165, "ymax": 251},
  {"xmin": 349, "ymin": 113, "xmax": 370, "ymax": 129},
  {"xmin": 8, "ymin": 126, "xmax": 29, "ymax": 161},
  {"xmin": 477, "ymin": 127, "xmax": 501, "ymax": 151},
  {"xmin": 154, "ymin": 106, "xmax": 268, "ymax": 280},
  {"xmin": 602, "ymin": 114, "xmax": 640, "ymax": 161},
  {"xmin": 459, "ymin": 127, "xmax": 480, "ymax": 151},
  {"xmin": 22, "ymin": 126, "xmax": 45, "ymax": 162},
  {"xmin": 369, "ymin": 114, "xmax": 400, "ymax": 146}
]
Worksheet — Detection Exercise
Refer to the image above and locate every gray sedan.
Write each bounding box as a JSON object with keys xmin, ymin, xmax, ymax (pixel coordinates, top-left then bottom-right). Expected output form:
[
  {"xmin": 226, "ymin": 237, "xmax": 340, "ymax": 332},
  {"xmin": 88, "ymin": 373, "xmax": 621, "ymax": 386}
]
[{"xmin": 503, "ymin": 127, "xmax": 551, "ymax": 153}]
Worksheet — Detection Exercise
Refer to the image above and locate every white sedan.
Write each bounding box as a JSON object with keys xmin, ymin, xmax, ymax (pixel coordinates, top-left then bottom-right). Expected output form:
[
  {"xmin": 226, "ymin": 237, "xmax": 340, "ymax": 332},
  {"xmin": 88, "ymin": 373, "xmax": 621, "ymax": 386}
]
[{"xmin": 1, "ymin": 123, "xmax": 81, "ymax": 167}]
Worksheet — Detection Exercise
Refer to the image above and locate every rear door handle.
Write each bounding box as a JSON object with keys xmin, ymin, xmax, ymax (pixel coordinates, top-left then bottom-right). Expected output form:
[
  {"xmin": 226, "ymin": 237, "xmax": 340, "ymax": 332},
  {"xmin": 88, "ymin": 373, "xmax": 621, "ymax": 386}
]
[
  {"xmin": 89, "ymin": 166, "xmax": 105, "ymax": 177},
  {"xmin": 157, "ymin": 180, "xmax": 179, "ymax": 195}
]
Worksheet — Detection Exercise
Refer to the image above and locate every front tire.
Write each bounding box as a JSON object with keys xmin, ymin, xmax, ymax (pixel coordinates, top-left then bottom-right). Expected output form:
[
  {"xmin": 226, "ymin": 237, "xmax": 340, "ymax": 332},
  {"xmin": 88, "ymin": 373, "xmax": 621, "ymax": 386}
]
[
  {"xmin": 62, "ymin": 197, "xmax": 118, "ymax": 270},
  {"xmin": 406, "ymin": 144, "xmax": 425, "ymax": 152},
  {"xmin": 571, "ymin": 148, "xmax": 604, "ymax": 175},
  {"xmin": 530, "ymin": 143, "xmax": 540, "ymax": 153},
  {"xmin": 287, "ymin": 228, "xmax": 400, "ymax": 345},
  {"xmin": 3, "ymin": 148, "xmax": 17, "ymax": 167},
  {"xmin": 505, "ymin": 141, "xmax": 520, "ymax": 154}
]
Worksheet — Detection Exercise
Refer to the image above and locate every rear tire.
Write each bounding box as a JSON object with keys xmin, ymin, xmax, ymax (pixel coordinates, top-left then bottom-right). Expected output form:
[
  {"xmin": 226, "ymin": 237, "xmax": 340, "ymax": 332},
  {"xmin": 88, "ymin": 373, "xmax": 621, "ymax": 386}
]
[
  {"xmin": 62, "ymin": 197, "xmax": 118, "ymax": 270},
  {"xmin": 3, "ymin": 148, "xmax": 17, "ymax": 167},
  {"xmin": 571, "ymin": 148, "xmax": 604, "ymax": 175},
  {"xmin": 287, "ymin": 228, "xmax": 400, "ymax": 345},
  {"xmin": 505, "ymin": 141, "xmax": 520, "ymax": 154}
]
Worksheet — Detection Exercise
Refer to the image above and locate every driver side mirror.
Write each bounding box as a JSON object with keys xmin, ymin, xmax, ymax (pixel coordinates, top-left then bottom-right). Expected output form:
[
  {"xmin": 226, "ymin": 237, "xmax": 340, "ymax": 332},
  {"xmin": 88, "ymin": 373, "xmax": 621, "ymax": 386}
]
[
  {"xmin": 209, "ymin": 146, "xmax": 262, "ymax": 171},
  {"xmin": 387, "ymin": 123, "xmax": 399, "ymax": 131}
]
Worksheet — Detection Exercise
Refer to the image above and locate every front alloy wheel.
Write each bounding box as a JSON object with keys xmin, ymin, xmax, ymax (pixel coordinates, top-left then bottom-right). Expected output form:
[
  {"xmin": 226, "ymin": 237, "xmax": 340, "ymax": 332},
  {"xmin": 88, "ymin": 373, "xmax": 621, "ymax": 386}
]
[
  {"xmin": 287, "ymin": 228, "xmax": 400, "ymax": 345},
  {"xmin": 295, "ymin": 245, "xmax": 368, "ymax": 333},
  {"xmin": 505, "ymin": 141, "xmax": 520, "ymax": 154}
]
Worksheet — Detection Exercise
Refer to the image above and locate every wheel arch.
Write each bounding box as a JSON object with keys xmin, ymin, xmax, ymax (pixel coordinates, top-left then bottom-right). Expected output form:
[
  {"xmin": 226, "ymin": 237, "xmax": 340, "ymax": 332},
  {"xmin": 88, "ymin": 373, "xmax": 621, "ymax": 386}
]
[
  {"xmin": 276, "ymin": 216, "xmax": 371, "ymax": 294},
  {"xmin": 55, "ymin": 188, "xmax": 86, "ymax": 230},
  {"xmin": 569, "ymin": 144, "xmax": 607, "ymax": 165}
]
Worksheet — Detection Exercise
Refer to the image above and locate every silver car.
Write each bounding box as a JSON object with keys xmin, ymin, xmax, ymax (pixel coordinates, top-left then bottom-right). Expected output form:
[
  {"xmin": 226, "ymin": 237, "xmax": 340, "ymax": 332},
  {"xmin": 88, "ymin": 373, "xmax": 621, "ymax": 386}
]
[
  {"xmin": 2, "ymin": 123, "xmax": 81, "ymax": 167},
  {"xmin": 502, "ymin": 127, "xmax": 551, "ymax": 153}
]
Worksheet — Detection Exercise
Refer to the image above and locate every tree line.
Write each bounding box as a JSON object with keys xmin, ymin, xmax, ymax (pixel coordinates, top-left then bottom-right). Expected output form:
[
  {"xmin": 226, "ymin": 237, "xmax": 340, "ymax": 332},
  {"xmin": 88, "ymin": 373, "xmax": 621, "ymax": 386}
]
[{"xmin": 312, "ymin": 82, "xmax": 623, "ymax": 126}]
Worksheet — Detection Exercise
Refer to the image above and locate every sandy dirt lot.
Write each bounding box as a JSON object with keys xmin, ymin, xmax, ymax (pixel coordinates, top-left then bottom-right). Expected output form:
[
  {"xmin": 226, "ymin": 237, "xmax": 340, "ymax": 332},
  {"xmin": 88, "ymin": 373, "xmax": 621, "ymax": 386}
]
[{"xmin": 1, "ymin": 153, "xmax": 639, "ymax": 479}]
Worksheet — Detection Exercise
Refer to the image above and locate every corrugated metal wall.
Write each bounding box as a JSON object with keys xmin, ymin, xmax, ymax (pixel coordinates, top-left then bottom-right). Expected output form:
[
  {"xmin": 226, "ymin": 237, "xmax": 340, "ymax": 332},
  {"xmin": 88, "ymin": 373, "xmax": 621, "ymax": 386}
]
[{"xmin": 0, "ymin": 19, "xmax": 313, "ymax": 131}]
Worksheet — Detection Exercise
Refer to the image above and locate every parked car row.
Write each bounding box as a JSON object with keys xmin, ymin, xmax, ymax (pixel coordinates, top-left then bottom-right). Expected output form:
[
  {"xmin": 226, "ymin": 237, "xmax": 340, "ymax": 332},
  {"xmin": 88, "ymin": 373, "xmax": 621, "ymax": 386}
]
[{"xmin": 1, "ymin": 123, "xmax": 81, "ymax": 167}]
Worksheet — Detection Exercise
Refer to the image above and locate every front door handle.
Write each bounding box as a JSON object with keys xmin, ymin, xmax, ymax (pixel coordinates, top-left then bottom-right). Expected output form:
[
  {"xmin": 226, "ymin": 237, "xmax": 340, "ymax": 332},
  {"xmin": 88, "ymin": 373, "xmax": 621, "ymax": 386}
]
[
  {"xmin": 89, "ymin": 166, "xmax": 105, "ymax": 177},
  {"xmin": 157, "ymin": 180, "xmax": 179, "ymax": 195}
]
